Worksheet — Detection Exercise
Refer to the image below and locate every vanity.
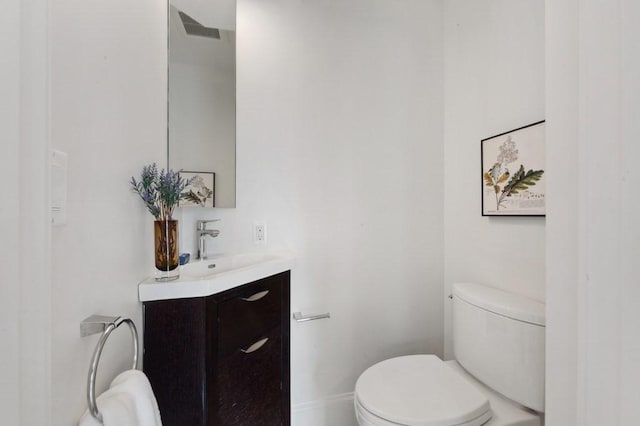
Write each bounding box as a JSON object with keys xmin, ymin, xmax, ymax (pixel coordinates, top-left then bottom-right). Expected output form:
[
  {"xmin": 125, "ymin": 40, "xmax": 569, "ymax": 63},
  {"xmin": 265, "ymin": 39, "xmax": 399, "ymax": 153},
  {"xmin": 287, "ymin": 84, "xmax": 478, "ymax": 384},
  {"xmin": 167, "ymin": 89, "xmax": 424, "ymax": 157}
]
[{"xmin": 139, "ymin": 253, "xmax": 294, "ymax": 426}]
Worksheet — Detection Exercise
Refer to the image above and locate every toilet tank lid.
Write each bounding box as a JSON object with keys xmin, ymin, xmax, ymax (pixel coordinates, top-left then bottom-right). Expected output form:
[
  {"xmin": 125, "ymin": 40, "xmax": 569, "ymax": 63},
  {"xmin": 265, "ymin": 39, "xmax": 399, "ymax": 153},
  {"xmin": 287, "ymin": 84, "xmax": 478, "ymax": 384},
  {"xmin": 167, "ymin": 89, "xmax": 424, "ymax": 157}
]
[{"xmin": 453, "ymin": 283, "xmax": 545, "ymax": 326}]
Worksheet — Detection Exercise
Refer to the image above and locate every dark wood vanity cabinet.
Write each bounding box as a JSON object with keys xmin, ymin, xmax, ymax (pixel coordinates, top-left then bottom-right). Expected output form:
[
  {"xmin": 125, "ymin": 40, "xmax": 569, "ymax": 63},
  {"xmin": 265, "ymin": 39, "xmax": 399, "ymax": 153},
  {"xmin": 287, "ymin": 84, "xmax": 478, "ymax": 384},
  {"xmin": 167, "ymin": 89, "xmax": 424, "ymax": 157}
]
[{"xmin": 143, "ymin": 271, "xmax": 290, "ymax": 426}]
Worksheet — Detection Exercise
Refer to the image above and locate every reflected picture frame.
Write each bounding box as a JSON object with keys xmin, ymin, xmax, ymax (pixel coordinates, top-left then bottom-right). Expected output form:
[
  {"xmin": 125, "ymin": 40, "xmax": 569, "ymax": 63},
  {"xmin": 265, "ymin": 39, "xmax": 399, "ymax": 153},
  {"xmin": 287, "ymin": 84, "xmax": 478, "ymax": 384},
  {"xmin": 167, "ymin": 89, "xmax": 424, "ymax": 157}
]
[{"xmin": 180, "ymin": 171, "xmax": 215, "ymax": 208}]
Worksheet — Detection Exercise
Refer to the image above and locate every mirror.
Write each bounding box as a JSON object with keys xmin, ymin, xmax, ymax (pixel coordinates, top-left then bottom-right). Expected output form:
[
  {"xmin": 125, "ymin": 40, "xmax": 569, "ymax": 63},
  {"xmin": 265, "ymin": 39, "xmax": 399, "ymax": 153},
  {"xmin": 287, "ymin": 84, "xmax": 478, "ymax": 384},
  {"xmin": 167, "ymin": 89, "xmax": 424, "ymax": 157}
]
[{"xmin": 168, "ymin": 0, "xmax": 236, "ymax": 207}]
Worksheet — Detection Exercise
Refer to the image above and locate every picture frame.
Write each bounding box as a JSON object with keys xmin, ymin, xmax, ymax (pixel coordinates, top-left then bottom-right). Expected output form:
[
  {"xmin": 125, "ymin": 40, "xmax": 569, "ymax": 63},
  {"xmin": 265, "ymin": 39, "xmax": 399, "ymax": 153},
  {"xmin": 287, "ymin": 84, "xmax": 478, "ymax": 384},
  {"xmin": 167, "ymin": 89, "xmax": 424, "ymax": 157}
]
[
  {"xmin": 179, "ymin": 171, "xmax": 215, "ymax": 208},
  {"xmin": 481, "ymin": 120, "xmax": 545, "ymax": 216}
]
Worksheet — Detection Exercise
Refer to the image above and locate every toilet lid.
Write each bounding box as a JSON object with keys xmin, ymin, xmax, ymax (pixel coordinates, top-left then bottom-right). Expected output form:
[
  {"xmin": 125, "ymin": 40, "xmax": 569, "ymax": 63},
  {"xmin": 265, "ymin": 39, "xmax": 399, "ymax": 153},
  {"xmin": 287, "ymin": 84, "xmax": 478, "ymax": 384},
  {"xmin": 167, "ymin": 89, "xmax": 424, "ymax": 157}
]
[{"xmin": 355, "ymin": 355, "xmax": 491, "ymax": 426}]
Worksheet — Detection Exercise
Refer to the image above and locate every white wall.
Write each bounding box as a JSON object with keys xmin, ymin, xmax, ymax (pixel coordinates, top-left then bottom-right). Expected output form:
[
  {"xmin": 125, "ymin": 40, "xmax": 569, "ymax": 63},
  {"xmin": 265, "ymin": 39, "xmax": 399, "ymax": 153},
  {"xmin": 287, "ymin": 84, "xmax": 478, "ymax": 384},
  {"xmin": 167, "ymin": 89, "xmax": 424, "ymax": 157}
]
[
  {"xmin": 179, "ymin": 0, "xmax": 444, "ymax": 422},
  {"xmin": 1, "ymin": 1, "xmax": 22, "ymax": 422},
  {"xmin": 544, "ymin": 0, "xmax": 579, "ymax": 422},
  {"xmin": 1, "ymin": 0, "xmax": 51, "ymax": 424},
  {"xmin": 49, "ymin": 0, "xmax": 166, "ymax": 423},
  {"xmin": 443, "ymin": 0, "xmax": 545, "ymax": 358},
  {"xmin": 47, "ymin": 0, "xmax": 443, "ymax": 424},
  {"xmin": 545, "ymin": 0, "xmax": 640, "ymax": 424}
]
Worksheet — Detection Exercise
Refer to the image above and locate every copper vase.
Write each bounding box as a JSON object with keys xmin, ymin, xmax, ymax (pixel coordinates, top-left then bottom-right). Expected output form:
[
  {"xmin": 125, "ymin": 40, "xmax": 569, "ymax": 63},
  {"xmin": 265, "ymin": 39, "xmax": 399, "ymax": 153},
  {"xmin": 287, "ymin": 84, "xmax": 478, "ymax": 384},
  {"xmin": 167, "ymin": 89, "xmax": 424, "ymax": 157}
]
[{"xmin": 154, "ymin": 219, "xmax": 179, "ymax": 281}]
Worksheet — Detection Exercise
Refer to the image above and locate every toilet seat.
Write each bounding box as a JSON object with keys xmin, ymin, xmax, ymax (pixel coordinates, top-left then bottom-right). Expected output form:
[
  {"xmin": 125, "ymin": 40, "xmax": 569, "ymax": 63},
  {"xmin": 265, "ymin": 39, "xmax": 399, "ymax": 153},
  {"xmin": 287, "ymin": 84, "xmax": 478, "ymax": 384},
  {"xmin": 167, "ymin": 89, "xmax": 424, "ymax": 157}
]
[
  {"xmin": 354, "ymin": 355, "xmax": 492, "ymax": 426},
  {"xmin": 355, "ymin": 398, "xmax": 492, "ymax": 426}
]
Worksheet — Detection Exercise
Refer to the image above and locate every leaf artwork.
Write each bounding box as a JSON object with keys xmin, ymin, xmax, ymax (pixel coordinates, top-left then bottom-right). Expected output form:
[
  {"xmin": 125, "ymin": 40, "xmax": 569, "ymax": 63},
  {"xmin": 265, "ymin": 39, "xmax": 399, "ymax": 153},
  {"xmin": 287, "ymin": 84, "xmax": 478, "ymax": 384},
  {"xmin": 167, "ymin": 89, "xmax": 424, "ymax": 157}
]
[
  {"xmin": 484, "ymin": 163, "xmax": 511, "ymax": 198},
  {"xmin": 182, "ymin": 175, "xmax": 214, "ymax": 206},
  {"xmin": 487, "ymin": 164, "xmax": 544, "ymax": 210},
  {"xmin": 182, "ymin": 191, "xmax": 205, "ymax": 206},
  {"xmin": 482, "ymin": 122, "xmax": 545, "ymax": 214},
  {"xmin": 183, "ymin": 187, "xmax": 213, "ymax": 207},
  {"xmin": 502, "ymin": 165, "xmax": 544, "ymax": 197}
]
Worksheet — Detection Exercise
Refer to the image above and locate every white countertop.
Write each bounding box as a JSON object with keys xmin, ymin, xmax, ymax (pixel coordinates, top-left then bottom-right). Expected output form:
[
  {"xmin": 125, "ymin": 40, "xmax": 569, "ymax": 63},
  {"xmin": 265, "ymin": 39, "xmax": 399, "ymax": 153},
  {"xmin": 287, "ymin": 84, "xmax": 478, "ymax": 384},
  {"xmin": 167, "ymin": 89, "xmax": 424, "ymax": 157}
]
[{"xmin": 138, "ymin": 251, "xmax": 295, "ymax": 302}]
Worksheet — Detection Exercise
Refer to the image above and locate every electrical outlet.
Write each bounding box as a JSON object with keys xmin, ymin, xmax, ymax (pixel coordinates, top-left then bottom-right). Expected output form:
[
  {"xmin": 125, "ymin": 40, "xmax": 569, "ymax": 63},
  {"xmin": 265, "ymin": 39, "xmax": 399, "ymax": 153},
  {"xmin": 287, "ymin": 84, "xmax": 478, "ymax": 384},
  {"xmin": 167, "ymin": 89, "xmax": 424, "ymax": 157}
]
[{"xmin": 254, "ymin": 223, "xmax": 266, "ymax": 244}]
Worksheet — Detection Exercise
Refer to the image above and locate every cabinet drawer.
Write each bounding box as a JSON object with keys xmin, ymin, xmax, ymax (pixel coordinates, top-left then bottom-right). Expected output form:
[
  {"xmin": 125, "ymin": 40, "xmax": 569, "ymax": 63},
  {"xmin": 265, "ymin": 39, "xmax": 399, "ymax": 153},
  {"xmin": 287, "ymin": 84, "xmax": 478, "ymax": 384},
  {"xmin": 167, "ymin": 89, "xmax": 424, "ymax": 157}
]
[
  {"xmin": 216, "ymin": 326, "xmax": 283, "ymax": 426},
  {"xmin": 217, "ymin": 275, "xmax": 282, "ymax": 358}
]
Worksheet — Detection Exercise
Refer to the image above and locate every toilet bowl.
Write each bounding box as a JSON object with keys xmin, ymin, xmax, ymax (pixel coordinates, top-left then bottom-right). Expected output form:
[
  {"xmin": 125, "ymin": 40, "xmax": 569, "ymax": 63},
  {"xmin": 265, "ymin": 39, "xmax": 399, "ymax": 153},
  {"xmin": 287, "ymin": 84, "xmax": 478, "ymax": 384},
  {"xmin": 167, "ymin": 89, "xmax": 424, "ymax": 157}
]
[
  {"xmin": 355, "ymin": 355, "xmax": 492, "ymax": 426},
  {"xmin": 354, "ymin": 283, "xmax": 545, "ymax": 426},
  {"xmin": 354, "ymin": 355, "xmax": 541, "ymax": 426}
]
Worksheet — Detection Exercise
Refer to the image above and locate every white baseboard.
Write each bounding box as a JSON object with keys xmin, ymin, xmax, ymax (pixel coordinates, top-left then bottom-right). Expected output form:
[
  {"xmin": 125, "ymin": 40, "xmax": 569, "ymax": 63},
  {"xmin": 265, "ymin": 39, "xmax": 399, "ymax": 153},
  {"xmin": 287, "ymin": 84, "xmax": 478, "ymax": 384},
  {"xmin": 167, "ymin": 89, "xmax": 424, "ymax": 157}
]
[{"xmin": 292, "ymin": 392, "xmax": 358, "ymax": 426}]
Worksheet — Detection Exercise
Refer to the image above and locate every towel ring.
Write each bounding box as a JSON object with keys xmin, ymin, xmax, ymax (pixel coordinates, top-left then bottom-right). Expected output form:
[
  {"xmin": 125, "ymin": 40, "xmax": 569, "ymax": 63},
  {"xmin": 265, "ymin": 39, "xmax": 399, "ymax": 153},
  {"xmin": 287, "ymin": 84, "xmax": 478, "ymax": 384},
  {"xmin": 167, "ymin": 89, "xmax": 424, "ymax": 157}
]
[{"xmin": 80, "ymin": 315, "xmax": 139, "ymax": 424}]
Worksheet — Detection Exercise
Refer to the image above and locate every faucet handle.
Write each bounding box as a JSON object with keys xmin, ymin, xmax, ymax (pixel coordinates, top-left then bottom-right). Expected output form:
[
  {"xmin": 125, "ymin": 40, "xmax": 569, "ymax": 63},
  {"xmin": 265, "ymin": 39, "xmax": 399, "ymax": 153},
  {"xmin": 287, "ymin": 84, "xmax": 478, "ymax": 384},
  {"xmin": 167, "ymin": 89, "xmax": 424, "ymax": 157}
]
[{"xmin": 197, "ymin": 219, "xmax": 220, "ymax": 230}]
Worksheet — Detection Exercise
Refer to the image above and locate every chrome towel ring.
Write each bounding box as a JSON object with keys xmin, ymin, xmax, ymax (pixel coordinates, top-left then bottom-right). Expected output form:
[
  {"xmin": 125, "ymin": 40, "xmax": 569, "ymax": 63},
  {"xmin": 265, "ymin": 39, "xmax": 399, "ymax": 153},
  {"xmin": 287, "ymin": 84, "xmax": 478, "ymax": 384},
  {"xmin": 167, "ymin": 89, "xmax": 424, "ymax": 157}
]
[{"xmin": 80, "ymin": 315, "xmax": 139, "ymax": 424}]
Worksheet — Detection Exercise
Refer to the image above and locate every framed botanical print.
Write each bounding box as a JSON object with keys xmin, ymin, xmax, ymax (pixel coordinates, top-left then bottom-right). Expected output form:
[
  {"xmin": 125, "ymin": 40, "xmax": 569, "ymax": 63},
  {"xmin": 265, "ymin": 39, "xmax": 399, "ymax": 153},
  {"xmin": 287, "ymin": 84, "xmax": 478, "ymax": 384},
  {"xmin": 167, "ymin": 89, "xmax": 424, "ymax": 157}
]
[
  {"xmin": 481, "ymin": 121, "xmax": 545, "ymax": 216},
  {"xmin": 180, "ymin": 171, "xmax": 215, "ymax": 208}
]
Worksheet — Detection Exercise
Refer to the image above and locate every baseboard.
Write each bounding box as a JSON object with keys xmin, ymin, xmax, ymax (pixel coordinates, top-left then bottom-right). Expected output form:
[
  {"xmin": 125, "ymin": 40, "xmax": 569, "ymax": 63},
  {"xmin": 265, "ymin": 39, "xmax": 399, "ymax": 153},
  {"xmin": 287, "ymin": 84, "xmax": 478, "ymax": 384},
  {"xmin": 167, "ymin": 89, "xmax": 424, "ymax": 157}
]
[{"xmin": 292, "ymin": 392, "xmax": 358, "ymax": 426}]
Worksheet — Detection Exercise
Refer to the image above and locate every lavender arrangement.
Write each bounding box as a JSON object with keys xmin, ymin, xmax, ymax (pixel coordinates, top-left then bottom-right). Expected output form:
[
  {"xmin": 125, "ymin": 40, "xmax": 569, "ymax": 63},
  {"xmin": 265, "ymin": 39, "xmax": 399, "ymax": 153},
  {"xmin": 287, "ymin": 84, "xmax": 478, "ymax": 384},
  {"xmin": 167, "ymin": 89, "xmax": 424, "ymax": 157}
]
[{"xmin": 130, "ymin": 163, "xmax": 193, "ymax": 221}]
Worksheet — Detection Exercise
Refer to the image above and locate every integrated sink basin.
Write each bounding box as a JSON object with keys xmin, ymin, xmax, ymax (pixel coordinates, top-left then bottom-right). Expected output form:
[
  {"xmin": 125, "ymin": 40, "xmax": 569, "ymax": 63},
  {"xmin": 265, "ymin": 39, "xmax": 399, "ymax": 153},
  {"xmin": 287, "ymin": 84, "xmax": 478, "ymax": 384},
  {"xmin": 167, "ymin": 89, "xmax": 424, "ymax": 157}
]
[
  {"xmin": 180, "ymin": 253, "xmax": 282, "ymax": 279},
  {"xmin": 138, "ymin": 251, "xmax": 295, "ymax": 302}
]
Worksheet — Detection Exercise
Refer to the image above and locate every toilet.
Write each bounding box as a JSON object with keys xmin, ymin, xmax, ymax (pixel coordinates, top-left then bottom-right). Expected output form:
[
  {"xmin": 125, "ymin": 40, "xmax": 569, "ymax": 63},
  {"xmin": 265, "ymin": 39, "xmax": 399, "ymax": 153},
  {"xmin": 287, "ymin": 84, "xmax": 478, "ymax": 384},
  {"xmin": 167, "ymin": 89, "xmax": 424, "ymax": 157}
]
[{"xmin": 354, "ymin": 282, "xmax": 545, "ymax": 426}]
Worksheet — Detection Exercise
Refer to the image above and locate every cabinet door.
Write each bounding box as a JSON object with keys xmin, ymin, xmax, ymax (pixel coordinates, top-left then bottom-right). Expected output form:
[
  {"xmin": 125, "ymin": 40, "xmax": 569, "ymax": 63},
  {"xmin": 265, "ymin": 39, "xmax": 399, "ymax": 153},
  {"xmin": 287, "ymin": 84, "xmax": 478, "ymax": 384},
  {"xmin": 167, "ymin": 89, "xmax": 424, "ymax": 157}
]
[
  {"xmin": 216, "ymin": 326, "xmax": 284, "ymax": 425},
  {"xmin": 144, "ymin": 298, "xmax": 208, "ymax": 426}
]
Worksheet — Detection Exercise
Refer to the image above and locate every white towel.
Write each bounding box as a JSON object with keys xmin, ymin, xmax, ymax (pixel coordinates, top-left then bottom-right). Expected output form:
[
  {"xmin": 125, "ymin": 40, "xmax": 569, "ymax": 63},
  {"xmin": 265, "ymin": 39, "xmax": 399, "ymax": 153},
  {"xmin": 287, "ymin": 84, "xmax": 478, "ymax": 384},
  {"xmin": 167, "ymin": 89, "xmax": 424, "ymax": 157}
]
[{"xmin": 78, "ymin": 370, "xmax": 162, "ymax": 426}]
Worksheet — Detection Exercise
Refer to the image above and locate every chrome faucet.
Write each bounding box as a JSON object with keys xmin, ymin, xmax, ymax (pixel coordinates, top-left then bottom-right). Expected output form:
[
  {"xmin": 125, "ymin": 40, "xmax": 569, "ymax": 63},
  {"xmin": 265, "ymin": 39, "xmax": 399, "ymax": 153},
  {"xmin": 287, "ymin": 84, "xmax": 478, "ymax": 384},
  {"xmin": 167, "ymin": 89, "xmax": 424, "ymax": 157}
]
[{"xmin": 196, "ymin": 220, "xmax": 220, "ymax": 260}]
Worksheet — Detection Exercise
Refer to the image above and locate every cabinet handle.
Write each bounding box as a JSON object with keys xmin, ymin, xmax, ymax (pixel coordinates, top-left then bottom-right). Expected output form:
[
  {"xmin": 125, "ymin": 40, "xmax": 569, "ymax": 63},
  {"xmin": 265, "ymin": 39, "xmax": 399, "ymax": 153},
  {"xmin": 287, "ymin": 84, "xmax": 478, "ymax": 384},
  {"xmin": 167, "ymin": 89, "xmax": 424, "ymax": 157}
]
[
  {"xmin": 293, "ymin": 312, "xmax": 330, "ymax": 322},
  {"xmin": 240, "ymin": 337, "xmax": 269, "ymax": 354},
  {"xmin": 240, "ymin": 290, "xmax": 269, "ymax": 302}
]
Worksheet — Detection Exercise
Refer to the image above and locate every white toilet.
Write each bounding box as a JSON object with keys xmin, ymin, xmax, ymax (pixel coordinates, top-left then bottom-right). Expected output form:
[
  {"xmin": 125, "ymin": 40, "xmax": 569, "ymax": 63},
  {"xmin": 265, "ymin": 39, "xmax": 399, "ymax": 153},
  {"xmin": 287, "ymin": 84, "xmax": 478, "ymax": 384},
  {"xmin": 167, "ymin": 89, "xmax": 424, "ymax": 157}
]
[{"xmin": 354, "ymin": 282, "xmax": 545, "ymax": 426}]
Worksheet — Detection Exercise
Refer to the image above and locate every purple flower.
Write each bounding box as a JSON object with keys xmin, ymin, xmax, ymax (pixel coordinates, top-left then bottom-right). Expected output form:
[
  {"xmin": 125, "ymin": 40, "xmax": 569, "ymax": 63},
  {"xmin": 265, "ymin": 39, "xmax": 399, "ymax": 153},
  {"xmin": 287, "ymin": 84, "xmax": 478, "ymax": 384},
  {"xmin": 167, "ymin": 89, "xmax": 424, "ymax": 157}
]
[{"xmin": 130, "ymin": 163, "xmax": 196, "ymax": 220}]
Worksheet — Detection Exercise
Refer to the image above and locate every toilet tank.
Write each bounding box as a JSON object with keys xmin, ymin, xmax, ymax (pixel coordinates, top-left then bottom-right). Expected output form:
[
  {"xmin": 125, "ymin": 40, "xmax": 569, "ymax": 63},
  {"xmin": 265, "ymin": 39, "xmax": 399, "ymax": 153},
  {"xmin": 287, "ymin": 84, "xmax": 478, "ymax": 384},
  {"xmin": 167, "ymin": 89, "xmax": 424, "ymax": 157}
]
[{"xmin": 452, "ymin": 282, "xmax": 545, "ymax": 412}]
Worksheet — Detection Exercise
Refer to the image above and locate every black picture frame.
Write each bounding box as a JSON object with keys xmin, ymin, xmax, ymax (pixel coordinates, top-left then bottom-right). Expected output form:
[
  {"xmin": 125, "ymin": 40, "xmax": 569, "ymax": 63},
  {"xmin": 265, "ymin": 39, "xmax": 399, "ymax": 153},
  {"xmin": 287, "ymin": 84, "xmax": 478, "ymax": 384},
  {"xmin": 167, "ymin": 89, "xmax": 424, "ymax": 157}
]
[
  {"xmin": 481, "ymin": 120, "xmax": 546, "ymax": 216},
  {"xmin": 179, "ymin": 171, "xmax": 216, "ymax": 208}
]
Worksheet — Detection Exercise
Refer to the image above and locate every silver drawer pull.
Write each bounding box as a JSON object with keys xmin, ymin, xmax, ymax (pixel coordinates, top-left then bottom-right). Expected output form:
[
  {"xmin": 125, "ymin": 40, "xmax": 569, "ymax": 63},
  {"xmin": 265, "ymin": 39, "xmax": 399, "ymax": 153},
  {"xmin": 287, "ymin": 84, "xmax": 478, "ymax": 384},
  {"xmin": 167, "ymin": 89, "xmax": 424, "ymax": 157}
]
[
  {"xmin": 240, "ymin": 290, "xmax": 269, "ymax": 302},
  {"xmin": 240, "ymin": 337, "xmax": 269, "ymax": 354}
]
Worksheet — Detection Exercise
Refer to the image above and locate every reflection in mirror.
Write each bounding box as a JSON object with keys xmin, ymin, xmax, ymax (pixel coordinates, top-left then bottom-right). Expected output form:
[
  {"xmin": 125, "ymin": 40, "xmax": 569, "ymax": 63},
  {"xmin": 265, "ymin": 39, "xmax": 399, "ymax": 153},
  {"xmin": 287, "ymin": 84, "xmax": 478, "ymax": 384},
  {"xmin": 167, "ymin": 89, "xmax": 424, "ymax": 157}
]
[{"xmin": 168, "ymin": 0, "xmax": 236, "ymax": 207}]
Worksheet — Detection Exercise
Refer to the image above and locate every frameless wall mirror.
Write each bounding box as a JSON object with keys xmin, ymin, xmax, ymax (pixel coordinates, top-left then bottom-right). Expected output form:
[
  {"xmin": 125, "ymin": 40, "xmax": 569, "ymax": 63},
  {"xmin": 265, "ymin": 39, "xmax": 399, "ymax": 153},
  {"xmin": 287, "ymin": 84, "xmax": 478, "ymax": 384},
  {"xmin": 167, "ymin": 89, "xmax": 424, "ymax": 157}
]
[{"xmin": 168, "ymin": 0, "xmax": 236, "ymax": 207}]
